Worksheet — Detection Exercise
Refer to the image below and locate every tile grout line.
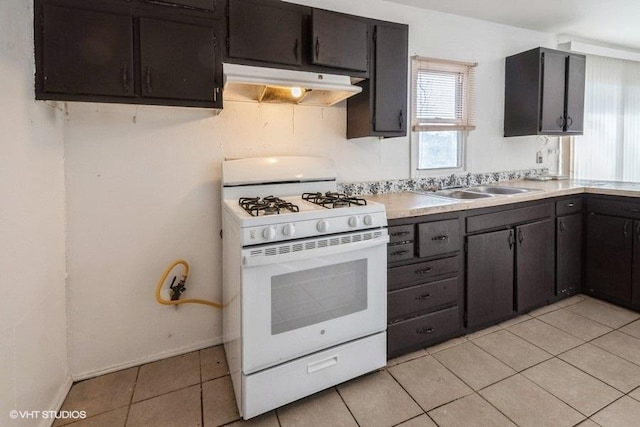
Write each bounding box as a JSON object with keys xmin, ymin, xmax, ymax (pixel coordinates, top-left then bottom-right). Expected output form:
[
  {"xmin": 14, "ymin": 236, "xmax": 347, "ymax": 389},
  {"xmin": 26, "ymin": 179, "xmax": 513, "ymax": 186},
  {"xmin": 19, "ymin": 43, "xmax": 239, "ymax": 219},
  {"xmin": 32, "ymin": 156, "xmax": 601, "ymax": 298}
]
[
  {"xmin": 334, "ymin": 386, "xmax": 361, "ymax": 427},
  {"xmin": 124, "ymin": 366, "xmax": 141, "ymax": 426},
  {"xmin": 199, "ymin": 350, "xmax": 205, "ymax": 427}
]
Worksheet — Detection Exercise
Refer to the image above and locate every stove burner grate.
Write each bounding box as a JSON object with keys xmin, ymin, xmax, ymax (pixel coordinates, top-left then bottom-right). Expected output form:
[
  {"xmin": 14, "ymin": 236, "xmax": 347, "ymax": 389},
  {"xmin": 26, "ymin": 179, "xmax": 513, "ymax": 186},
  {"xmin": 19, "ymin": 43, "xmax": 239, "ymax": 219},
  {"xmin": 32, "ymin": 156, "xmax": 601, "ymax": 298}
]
[
  {"xmin": 302, "ymin": 192, "xmax": 367, "ymax": 209},
  {"xmin": 239, "ymin": 196, "xmax": 300, "ymax": 217}
]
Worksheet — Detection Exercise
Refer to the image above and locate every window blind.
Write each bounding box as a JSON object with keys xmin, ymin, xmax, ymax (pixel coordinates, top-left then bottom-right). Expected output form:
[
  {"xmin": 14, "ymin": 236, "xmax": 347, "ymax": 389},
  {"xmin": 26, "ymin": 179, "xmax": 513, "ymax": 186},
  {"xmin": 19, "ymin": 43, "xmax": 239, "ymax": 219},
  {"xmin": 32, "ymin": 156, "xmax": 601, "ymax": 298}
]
[
  {"xmin": 411, "ymin": 56, "xmax": 477, "ymax": 132},
  {"xmin": 573, "ymin": 54, "xmax": 640, "ymax": 181}
]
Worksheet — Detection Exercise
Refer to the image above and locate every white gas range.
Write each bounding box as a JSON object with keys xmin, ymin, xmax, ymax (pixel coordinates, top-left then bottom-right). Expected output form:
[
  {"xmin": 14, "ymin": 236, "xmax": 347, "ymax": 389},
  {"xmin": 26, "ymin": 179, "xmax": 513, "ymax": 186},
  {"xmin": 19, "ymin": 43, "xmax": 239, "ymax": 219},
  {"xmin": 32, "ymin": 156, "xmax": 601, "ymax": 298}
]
[{"xmin": 221, "ymin": 156, "xmax": 388, "ymax": 419}]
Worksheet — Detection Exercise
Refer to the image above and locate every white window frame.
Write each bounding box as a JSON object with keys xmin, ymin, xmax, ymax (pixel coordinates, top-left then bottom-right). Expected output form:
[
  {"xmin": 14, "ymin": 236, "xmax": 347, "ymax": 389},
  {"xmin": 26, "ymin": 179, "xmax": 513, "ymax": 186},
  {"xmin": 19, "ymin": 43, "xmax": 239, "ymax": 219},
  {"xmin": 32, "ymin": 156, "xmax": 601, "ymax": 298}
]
[{"xmin": 410, "ymin": 56, "xmax": 476, "ymax": 177}]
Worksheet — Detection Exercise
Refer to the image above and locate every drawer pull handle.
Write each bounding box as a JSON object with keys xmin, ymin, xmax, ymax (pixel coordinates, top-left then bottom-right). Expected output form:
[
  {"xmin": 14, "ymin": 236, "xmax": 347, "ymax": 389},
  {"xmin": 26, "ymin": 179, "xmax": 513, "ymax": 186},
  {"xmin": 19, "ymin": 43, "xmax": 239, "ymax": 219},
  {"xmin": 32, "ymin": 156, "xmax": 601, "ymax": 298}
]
[
  {"xmin": 415, "ymin": 267, "xmax": 432, "ymax": 275},
  {"xmin": 392, "ymin": 231, "xmax": 411, "ymax": 237},
  {"xmin": 415, "ymin": 294, "xmax": 431, "ymax": 300},
  {"xmin": 391, "ymin": 250, "xmax": 409, "ymax": 256},
  {"xmin": 624, "ymin": 220, "xmax": 629, "ymax": 239},
  {"xmin": 628, "ymin": 208, "xmax": 640, "ymax": 213},
  {"xmin": 307, "ymin": 355, "xmax": 339, "ymax": 374},
  {"xmin": 417, "ymin": 327, "xmax": 435, "ymax": 334},
  {"xmin": 565, "ymin": 203, "xmax": 575, "ymax": 207},
  {"xmin": 432, "ymin": 235, "xmax": 449, "ymax": 241},
  {"xmin": 637, "ymin": 223, "xmax": 640, "ymax": 242}
]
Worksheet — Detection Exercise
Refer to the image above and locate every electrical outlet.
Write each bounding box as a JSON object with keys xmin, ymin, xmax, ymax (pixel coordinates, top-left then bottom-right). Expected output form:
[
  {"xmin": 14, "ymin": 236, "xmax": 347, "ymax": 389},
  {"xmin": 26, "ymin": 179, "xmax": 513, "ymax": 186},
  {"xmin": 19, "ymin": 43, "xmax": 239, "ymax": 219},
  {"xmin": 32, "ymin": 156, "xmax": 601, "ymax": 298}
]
[{"xmin": 536, "ymin": 151, "xmax": 543, "ymax": 164}]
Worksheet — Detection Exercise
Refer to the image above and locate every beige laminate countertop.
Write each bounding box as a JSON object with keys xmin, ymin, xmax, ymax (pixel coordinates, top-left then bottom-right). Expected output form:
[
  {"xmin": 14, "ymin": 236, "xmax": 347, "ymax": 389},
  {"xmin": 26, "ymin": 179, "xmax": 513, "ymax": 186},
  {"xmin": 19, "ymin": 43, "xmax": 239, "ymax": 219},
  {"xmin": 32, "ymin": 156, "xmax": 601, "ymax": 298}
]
[{"xmin": 365, "ymin": 179, "xmax": 640, "ymax": 220}]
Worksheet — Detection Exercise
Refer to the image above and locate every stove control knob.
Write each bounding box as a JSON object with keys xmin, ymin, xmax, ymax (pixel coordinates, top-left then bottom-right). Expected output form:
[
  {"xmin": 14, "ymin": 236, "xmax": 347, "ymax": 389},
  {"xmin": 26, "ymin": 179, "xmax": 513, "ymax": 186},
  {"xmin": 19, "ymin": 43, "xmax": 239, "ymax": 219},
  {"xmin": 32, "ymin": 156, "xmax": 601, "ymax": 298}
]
[
  {"xmin": 316, "ymin": 220, "xmax": 329, "ymax": 233},
  {"xmin": 262, "ymin": 226, "xmax": 276, "ymax": 241},
  {"xmin": 348, "ymin": 216, "xmax": 359, "ymax": 228},
  {"xmin": 364, "ymin": 215, "xmax": 374, "ymax": 226},
  {"xmin": 283, "ymin": 223, "xmax": 296, "ymax": 237}
]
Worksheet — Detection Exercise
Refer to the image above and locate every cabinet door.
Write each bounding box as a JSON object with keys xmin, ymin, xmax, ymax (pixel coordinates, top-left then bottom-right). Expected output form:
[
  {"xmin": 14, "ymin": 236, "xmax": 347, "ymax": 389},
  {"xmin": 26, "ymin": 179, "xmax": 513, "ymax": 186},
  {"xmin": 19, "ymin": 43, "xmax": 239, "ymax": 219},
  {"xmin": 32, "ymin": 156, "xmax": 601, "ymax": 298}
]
[
  {"xmin": 466, "ymin": 230, "xmax": 514, "ymax": 328},
  {"xmin": 373, "ymin": 23, "xmax": 408, "ymax": 134},
  {"xmin": 516, "ymin": 219, "xmax": 554, "ymax": 312},
  {"xmin": 139, "ymin": 17, "xmax": 217, "ymax": 103},
  {"xmin": 540, "ymin": 50, "xmax": 567, "ymax": 133},
  {"xmin": 556, "ymin": 214, "xmax": 583, "ymax": 296},
  {"xmin": 632, "ymin": 221, "xmax": 640, "ymax": 306},
  {"xmin": 42, "ymin": 4, "xmax": 134, "ymax": 97},
  {"xmin": 565, "ymin": 55, "xmax": 586, "ymax": 134},
  {"xmin": 585, "ymin": 214, "xmax": 633, "ymax": 302},
  {"xmin": 228, "ymin": 0, "xmax": 302, "ymax": 66},
  {"xmin": 312, "ymin": 9, "xmax": 368, "ymax": 72}
]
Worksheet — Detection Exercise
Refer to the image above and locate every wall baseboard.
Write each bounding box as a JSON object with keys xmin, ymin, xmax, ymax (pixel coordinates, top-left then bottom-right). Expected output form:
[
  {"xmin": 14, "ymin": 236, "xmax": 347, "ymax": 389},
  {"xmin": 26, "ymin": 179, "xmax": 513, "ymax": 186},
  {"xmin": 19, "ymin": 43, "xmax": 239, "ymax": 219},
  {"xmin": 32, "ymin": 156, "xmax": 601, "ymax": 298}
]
[
  {"xmin": 71, "ymin": 336, "xmax": 222, "ymax": 382},
  {"xmin": 39, "ymin": 374, "xmax": 73, "ymax": 427}
]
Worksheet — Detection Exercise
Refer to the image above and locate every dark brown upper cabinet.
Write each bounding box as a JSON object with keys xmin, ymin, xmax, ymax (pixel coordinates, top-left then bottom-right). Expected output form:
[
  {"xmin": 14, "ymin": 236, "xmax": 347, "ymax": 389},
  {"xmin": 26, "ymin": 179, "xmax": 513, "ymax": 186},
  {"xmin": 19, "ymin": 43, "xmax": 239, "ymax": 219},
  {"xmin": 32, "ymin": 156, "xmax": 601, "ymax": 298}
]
[
  {"xmin": 35, "ymin": 0, "xmax": 222, "ymax": 108},
  {"xmin": 347, "ymin": 20, "xmax": 408, "ymax": 139},
  {"xmin": 311, "ymin": 9, "xmax": 368, "ymax": 72},
  {"xmin": 227, "ymin": 0, "xmax": 303, "ymax": 67},
  {"xmin": 40, "ymin": 3, "xmax": 135, "ymax": 98},
  {"xmin": 504, "ymin": 47, "xmax": 585, "ymax": 137},
  {"xmin": 139, "ymin": 17, "xmax": 216, "ymax": 101}
]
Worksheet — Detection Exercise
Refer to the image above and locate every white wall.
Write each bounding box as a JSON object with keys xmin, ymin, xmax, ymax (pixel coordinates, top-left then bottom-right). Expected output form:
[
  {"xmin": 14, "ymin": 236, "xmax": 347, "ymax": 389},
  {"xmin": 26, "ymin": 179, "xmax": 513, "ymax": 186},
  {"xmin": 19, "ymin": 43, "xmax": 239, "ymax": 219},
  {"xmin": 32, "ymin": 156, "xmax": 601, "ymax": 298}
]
[
  {"xmin": 0, "ymin": 1, "xmax": 69, "ymax": 425},
  {"xmin": 63, "ymin": 0, "xmax": 557, "ymax": 377}
]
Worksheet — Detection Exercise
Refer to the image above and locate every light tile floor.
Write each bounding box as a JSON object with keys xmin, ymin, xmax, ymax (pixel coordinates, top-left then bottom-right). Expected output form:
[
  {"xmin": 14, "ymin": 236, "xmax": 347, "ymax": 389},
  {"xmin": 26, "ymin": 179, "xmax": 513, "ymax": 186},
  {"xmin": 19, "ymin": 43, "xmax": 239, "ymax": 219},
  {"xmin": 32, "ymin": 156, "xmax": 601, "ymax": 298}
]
[{"xmin": 55, "ymin": 295, "xmax": 640, "ymax": 426}]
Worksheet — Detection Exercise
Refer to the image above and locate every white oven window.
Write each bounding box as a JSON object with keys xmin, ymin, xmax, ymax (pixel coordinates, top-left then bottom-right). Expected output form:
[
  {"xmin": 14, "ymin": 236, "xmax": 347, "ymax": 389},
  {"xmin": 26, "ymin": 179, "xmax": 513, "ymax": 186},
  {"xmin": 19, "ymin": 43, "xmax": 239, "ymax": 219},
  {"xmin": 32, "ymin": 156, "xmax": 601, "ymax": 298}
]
[{"xmin": 271, "ymin": 259, "xmax": 368, "ymax": 335}]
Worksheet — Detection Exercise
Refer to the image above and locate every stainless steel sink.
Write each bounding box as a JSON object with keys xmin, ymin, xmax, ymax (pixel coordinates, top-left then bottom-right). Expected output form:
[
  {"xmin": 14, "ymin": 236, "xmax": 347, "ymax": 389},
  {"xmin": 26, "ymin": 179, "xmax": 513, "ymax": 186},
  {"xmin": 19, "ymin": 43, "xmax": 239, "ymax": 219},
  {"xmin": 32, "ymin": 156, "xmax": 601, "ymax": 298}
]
[
  {"xmin": 435, "ymin": 189, "xmax": 494, "ymax": 199},
  {"xmin": 466, "ymin": 185, "xmax": 537, "ymax": 195}
]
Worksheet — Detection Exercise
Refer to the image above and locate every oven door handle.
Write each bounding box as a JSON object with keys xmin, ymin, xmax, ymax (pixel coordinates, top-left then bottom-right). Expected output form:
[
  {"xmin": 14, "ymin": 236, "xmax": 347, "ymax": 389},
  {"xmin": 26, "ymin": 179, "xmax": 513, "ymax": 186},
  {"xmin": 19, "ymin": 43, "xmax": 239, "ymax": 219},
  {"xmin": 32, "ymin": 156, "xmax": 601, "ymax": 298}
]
[{"xmin": 242, "ymin": 235, "xmax": 390, "ymax": 268}]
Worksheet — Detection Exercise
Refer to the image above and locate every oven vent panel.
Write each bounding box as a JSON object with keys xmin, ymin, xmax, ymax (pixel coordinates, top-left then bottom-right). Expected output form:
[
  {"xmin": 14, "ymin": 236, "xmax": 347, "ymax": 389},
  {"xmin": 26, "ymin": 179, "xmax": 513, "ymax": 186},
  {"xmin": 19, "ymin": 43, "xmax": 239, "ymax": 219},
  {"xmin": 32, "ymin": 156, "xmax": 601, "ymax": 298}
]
[{"xmin": 246, "ymin": 230, "xmax": 385, "ymax": 258}]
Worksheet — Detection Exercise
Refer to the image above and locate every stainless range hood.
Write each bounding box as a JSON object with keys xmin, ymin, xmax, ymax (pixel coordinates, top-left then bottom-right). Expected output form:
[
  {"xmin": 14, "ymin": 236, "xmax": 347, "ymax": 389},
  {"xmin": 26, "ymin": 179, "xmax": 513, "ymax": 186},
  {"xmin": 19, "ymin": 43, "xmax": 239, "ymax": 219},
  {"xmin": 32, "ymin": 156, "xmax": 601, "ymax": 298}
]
[{"xmin": 223, "ymin": 63, "xmax": 362, "ymax": 107}]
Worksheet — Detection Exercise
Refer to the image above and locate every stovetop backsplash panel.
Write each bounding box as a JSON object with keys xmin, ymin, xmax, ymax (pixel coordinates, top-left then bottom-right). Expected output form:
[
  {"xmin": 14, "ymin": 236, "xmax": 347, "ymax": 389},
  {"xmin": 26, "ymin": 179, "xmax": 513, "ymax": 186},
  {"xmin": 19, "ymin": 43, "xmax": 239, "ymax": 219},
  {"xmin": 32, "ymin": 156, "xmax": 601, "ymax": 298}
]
[{"xmin": 338, "ymin": 168, "xmax": 549, "ymax": 196}]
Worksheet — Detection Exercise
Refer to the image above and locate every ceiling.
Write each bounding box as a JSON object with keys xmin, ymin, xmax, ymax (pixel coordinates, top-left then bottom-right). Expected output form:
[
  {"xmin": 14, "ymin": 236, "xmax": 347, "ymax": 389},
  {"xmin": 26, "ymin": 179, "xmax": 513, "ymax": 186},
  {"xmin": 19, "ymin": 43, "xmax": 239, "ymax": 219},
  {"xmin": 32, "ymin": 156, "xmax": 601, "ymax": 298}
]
[{"xmin": 385, "ymin": 0, "xmax": 640, "ymax": 51}]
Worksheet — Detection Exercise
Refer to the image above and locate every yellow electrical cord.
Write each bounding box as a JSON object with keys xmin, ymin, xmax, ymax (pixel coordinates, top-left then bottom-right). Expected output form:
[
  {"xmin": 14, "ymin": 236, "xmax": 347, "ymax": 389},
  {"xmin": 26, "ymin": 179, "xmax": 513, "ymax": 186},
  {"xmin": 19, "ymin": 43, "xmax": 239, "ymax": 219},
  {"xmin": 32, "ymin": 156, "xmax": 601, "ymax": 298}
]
[{"xmin": 155, "ymin": 259, "xmax": 223, "ymax": 309}]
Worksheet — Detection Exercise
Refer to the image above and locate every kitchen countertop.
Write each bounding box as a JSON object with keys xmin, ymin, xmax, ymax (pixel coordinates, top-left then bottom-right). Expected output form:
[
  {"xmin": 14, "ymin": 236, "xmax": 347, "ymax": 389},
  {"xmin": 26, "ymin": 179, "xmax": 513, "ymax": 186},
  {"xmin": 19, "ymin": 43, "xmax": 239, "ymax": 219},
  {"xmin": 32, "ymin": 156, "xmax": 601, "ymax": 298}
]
[{"xmin": 365, "ymin": 179, "xmax": 640, "ymax": 220}]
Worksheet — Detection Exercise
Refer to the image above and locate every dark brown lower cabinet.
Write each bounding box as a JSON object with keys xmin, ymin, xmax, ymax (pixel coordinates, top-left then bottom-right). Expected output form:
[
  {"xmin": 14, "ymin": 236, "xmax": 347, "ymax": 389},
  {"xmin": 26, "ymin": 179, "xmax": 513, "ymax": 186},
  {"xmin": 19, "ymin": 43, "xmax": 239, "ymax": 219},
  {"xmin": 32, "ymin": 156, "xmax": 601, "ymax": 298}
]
[
  {"xmin": 633, "ymin": 221, "xmax": 640, "ymax": 306},
  {"xmin": 585, "ymin": 214, "xmax": 633, "ymax": 302},
  {"xmin": 466, "ymin": 229, "xmax": 514, "ymax": 328},
  {"xmin": 556, "ymin": 213, "xmax": 583, "ymax": 296},
  {"xmin": 516, "ymin": 219, "xmax": 554, "ymax": 312}
]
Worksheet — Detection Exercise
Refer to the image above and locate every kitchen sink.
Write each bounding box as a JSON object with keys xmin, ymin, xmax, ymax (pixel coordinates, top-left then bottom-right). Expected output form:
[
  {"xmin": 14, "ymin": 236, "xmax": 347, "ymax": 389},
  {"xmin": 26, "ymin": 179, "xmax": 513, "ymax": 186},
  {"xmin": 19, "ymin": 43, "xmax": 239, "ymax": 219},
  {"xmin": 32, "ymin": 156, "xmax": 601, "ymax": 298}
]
[
  {"xmin": 466, "ymin": 185, "xmax": 537, "ymax": 195},
  {"xmin": 435, "ymin": 189, "xmax": 494, "ymax": 199}
]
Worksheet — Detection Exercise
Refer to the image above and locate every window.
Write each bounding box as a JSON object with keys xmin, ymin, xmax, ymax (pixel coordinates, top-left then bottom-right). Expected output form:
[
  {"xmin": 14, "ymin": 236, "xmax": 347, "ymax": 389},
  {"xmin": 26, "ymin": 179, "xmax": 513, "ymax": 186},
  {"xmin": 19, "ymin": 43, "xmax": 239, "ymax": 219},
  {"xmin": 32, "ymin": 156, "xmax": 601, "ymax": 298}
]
[
  {"xmin": 411, "ymin": 56, "xmax": 476, "ymax": 174},
  {"xmin": 573, "ymin": 54, "xmax": 640, "ymax": 181}
]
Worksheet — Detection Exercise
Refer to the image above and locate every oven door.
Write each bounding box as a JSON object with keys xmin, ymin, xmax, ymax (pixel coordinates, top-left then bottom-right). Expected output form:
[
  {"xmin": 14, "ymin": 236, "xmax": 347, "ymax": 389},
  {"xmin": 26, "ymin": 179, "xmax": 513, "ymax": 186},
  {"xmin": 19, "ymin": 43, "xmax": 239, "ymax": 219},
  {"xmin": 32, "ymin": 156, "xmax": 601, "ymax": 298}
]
[{"xmin": 240, "ymin": 230, "xmax": 388, "ymax": 374}]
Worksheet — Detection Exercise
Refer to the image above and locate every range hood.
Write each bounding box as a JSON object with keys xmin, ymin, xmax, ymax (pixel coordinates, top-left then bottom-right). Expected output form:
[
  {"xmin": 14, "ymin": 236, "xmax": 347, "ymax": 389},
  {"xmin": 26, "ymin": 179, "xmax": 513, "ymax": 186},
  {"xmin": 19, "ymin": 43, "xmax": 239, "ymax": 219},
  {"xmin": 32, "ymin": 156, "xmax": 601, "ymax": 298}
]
[{"xmin": 223, "ymin": 63, "xmax": 362, "ymax": 107}]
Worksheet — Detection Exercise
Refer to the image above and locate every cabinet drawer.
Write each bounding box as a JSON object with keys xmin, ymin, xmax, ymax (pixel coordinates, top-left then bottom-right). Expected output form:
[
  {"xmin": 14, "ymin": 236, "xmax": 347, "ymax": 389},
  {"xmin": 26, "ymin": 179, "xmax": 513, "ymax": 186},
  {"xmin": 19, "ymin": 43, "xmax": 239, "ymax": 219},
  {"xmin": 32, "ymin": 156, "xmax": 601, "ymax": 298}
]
[
  {"xmin": 556, "ymin": 198, "xmax": 582, "ymax": 216},
  {"xmin": 388, "ymin": 225, "xmax": 414, "ymax": 244},
  {"xmin": 388, "ymin": 256, "xmax": 458, "ymax": 291},
  {"xmin": 387, "ymin": 243, "xmax": 414, "ymax": 263},
  {"xmin": 418, "ymin": 219, "xmax": 460, "ymax": 257},
  {"xmin": 467, "ymin": 203, "xmax": 552, "ymax": 233},
  {"xmin": 388, "ymin": 277, "xmax": 458, "ymax": 321},
  {"xmin": 387, "ymin": 306, "xmax": 459, "ymax": 357},
  {"xmin": 588, "ymin": 198, "xmax": 640, "ymax": 219}
]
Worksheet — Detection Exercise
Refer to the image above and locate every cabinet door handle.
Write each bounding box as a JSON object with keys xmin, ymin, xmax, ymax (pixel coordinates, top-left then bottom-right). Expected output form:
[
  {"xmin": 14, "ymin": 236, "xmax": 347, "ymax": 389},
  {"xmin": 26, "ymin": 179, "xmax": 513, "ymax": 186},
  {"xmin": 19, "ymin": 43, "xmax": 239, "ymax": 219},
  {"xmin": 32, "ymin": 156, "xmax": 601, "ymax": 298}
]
[
  {"xmin": 559, "ymin": 220, "xmax": 565, "ymax": 232},
  {"xmin": 566, "ymin": 116, "xmax": 573, "ymax": 129},
  {"xmin": 398, "ymin": 109, "xmax": 403, "ymax": 130},
  {"xmin": 391, "ymin": 231, "xmax": 411, "ymax": 237},
  {"xmin": 416, "ymin": 327, "xmax": 435, "ymax": 334},
  {"xmin": 508, "ymin": 230, "xmax": 515, "ymax": 249},
  {"xmin": 145, "ymin": 67, "xmax": 152, "ymax": 94},
  {"xmin": 391, "ymin": 250, "xmax": 409, "ymax": 256},
  {"xmin": 432, "ymin": 235, "xmax": 449, "ymax": 241},
  {"xmin": 415, "ymin": 267, "xmax": 432, "ymax": 275},
  {"xmin": 213, "ymin": 87, "xmax": 220, "ymax": 103},
  {"xmin": 624, "ymin": 220, "xmax": 629, "ymax": 238},
  {"xmin": 637, "ymin": 223, "xmax": 640, "ymax": 242},
  {"xmin": 294, "ymin": 38, "xmax": 299, "ymax": 61},
  {"xmin": 565, "ymin": 202, "xmax": 575, "ymax": 208},
  {"xmin": 315, "ymin": 37, "xmax": 320, "ymax": 59},
  {"xmin": 628, "ymin": 208, "xmax": 640, "ymax": 213},
  {"xmin": 121, "ymin": 64, "xmax": 129, "ymax": 93},
  {"xmin": 518, "ymin": 229, "xmax": 524, "ymax": 244},
  {"xmin": 415, "ymin": 294, "xmax": 431, "ymax": 301},
  {"xmin": 557, "ymin": 116, "xmax": 565, "ymax": 130}
]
